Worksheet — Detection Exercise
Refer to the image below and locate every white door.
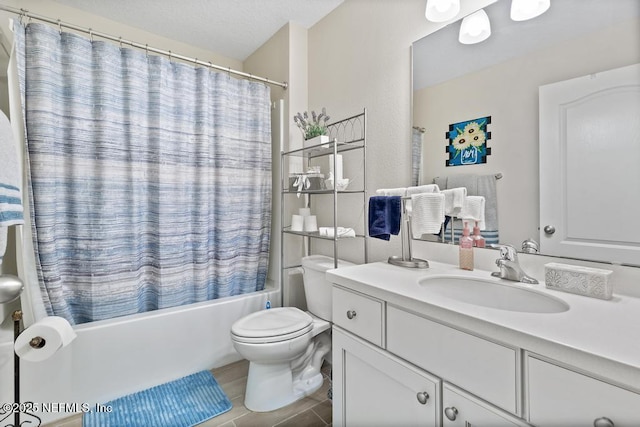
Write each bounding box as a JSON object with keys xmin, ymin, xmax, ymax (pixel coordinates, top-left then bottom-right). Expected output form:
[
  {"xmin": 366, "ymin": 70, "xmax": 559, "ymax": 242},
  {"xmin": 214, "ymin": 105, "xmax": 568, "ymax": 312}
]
[
  {"xmin": 539, "ymin": 63, "xmax": 640, "ymax": 265},
  {"xmin": 332, "ymin": 327, "xmax": 440, "ymax": 427}
]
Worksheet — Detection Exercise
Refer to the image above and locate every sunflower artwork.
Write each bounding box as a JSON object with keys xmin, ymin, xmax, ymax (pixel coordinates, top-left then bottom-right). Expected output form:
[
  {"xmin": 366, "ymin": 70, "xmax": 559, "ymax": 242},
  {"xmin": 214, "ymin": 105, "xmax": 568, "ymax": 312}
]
[{"xmin": 446, "ymin": 116, "xmax": 491, "ymax": 167}]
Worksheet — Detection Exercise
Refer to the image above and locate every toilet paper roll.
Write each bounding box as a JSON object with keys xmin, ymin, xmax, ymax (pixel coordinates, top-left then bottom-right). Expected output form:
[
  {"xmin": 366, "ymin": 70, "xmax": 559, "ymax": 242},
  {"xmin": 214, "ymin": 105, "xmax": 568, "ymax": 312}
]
[
  {"xmin": 298, "ymin": 208, "xmax": 311, "ymax": 217},
  {"xmin": 291, "ymin": 214, "xmax": 304, "ymax": 231},
  {"xmin": 304, "ymin": 215, "xmax": 318, "ymax": 232},
  {"xmin": 15, "ymin": 316, "xmax": 77, "ymax": 362}
]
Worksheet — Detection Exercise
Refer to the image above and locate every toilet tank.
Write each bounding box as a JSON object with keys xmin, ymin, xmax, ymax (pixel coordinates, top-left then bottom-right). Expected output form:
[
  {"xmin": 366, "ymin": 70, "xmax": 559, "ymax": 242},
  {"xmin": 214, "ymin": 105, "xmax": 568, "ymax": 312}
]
[{"xmin": 302, "ymin": 255, "xmax": 355, "ymax": 322}]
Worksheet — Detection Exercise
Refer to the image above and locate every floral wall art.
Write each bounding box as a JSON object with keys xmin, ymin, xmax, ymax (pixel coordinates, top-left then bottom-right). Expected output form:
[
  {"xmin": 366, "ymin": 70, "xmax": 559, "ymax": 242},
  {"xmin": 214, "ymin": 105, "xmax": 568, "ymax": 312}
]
[{"xmin": 446, "ymin": 116, "xmax": 491, "ymax": 167}]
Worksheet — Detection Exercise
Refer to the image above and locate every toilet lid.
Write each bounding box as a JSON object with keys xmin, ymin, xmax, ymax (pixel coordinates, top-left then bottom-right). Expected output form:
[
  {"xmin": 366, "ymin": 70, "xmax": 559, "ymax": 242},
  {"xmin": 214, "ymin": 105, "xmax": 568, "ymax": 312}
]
[{"xmin": 231, "ymin": 307, "xmax": 313, "ymax": 342}]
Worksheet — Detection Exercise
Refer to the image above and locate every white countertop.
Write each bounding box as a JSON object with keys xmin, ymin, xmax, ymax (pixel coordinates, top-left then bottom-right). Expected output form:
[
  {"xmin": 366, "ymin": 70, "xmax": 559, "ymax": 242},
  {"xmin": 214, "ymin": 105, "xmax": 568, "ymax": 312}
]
[{"xmin": 327, "ymin": 261, "xmax": 640, "ymax": 392}]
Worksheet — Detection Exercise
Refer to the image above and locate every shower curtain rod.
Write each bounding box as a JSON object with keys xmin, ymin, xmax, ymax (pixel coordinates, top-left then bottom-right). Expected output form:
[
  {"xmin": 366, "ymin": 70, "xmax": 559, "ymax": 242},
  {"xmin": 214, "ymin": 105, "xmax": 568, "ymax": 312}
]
[{"xmin": 0, "ymin": 5, "xmax": 288, "ymax": 89}]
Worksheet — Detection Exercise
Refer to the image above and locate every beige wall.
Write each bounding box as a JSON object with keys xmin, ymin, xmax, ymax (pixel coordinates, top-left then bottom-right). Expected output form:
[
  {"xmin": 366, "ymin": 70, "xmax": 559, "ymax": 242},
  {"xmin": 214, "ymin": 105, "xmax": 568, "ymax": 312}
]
[
  {"xmin": 307, "ymin": 0, "xmax": 492, "ymax": 262},
  {"xmin": 414, "ymin": 18, "xmax": 640, "ymax": 245},
  {"xmin": 0, "ymin": 0, "xmax": 241, "ymax": 70}
]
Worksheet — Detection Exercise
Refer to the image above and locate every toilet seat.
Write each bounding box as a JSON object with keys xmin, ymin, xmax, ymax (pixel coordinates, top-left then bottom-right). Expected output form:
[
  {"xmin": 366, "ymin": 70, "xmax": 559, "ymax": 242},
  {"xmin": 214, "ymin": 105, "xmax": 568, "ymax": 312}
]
[{"xmin": 231, "ymin": 307, "xmax": 313, "ymax": 344}]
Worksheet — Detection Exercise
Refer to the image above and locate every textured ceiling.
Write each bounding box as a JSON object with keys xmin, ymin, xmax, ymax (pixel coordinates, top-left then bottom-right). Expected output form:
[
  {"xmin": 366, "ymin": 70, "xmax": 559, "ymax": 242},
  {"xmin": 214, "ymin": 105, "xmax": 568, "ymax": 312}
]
[{"xmin": 50, "ymin": 0, "xmax": 344, "ymax": 61}]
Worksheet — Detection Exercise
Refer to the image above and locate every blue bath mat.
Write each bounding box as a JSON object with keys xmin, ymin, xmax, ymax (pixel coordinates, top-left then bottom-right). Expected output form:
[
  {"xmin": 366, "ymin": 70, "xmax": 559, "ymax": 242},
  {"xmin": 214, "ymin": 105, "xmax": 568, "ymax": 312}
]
[{"xmin": 83, "ymin": 370, "xmax": 232, "ymax": 427}]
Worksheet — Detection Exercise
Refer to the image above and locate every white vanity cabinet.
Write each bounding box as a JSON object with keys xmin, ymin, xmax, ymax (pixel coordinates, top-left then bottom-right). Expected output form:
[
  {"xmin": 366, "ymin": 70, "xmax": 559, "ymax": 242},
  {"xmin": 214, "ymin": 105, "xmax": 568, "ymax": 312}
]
[
  {"xmin": 332, "ymin": 285, "xmax": 527, "ymax": 427},
  {"xmin": 333, "ymin": 328, "xmax": 441, "ymax": 426},
  {"xmin": 329, "ymin": 262, "xmax": 640, "ymax": 427},
  {"xmin": 443, "ymin": 383, "xmax": 528, "ymax": 427},
  {"xmin": 527, "ymin": 355, "xmax": 640, "ymax": 427}
]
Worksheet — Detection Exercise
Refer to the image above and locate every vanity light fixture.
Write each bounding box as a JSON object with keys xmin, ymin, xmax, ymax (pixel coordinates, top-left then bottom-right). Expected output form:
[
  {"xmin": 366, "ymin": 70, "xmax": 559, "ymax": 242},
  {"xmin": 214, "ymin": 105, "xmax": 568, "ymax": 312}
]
[
  {"xmin": 458, "ymin": 9, "xmax": 491, "ymax": 44},
  {"xmin": 425, "ymin": 0, "xmax": 461, "ymax": 22},
  {"xmin": 510, "ymin": 0, "xmax": 551, "ymax": 21}
]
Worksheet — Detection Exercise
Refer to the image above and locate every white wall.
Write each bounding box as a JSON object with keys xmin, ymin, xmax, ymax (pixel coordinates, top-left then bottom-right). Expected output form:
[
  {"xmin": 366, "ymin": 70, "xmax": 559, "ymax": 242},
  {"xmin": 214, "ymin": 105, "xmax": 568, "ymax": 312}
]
[{"xmin": 414, "ymin": 18, "xmax": 640, "ymax": 245}]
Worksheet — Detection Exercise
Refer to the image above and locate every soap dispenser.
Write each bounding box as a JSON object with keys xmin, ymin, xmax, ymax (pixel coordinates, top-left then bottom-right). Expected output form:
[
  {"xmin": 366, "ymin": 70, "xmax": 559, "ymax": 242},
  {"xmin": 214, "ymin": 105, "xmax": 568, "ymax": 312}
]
[
  {"xmin": 472, "ymin": 220, "xmax": 486, "ymax": 248},
  {"xmin": 459, "ymin": 222, "xmax": 474, "ymax": 271}
]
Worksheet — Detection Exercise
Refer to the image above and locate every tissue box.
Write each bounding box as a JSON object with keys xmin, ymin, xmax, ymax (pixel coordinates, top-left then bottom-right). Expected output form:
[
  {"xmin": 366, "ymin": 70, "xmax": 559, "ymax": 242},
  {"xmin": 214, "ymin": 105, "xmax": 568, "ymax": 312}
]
[{"xmin": 544, "ymin": 262, "xmax": 613, "ymax": 300}]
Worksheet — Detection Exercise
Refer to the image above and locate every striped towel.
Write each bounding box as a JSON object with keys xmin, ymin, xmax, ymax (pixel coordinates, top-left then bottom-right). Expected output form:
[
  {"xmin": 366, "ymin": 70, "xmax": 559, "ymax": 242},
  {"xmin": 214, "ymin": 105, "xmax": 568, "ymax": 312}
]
[{"xmin": 0, "ymin": 111, "xmax": 24, "ymax": 264}]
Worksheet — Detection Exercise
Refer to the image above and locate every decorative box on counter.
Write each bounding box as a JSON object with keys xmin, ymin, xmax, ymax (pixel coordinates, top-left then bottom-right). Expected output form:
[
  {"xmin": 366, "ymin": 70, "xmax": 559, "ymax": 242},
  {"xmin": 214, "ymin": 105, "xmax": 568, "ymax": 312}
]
[
  {"xmin": 544, "ymin": 262, "xmax": 613, "ymax": 300},
  {"xmin": 288, "ymin": 173, "xmax": 326, "ymax": 192}
]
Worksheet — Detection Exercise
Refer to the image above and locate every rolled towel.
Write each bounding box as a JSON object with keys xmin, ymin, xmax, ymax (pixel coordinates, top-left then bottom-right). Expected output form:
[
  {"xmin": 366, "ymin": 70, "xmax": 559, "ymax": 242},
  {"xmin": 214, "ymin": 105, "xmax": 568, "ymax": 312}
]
[
  {"xmin": 319, "ymin": 227, "xmax": 356, "ymax": 238},
  {"xmin": 459, "ymin": 196, "xmax": 486, "ymax": 230},
  {"xmin": 376, "ymin": 187, "xmax": 407, "ymax": 197},
  {"xmin": 406, "ymin": 184, "xmax": 440, "ymax": 215},
  {"xmin": 411, "ymin": 193, "xmax": 445, "ymax": 238},
  {"xmin": 441, "ymin": 187, "xmax": 467, "ymax": 217},
  {"xmin": 368, "ymin": 196, "xmax": 402, "ymax": 241}
]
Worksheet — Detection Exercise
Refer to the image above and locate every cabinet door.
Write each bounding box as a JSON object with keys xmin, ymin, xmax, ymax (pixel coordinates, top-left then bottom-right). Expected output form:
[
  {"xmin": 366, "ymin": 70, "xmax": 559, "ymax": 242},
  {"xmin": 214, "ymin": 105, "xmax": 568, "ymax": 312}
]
[
  {"xmin": 528, "ymin": 356, "xmax": 640, "ymax": 426},
  {"xmin": 442, "ymin": 383, "xmax": 530, "ymax": 427},
  {"xmin": 332, "ymin": 327, "xmax": 440, "ymax": 427}
]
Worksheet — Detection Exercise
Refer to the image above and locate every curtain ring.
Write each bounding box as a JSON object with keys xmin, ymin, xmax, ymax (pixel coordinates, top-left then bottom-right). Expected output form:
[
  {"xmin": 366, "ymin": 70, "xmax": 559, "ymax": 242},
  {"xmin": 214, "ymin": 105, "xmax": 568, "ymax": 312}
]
[
  {"xmin": 18, "ymin": 9, "xmax": 26, "ymax": 25},
  {"xmin": 89, "ymin": 29, "xmax": 94, "ymax": 43},
  {"xmin": 227, "ymin": 67, "xmax": 231, "ymax": 80},
  {"xmin": 145, "ymin": 44, "xmax": 149, "ymax": 57},
  {"xmin": 57, "ymin": 19, "xmax": 62, "ymax": 35},
  {"xmin": 168, "ymin": 50, "xmax": 172, "ymax": 62},
  {"xmin": 119, "ymin": 37, "xmax": 123, "ymax": 50}
]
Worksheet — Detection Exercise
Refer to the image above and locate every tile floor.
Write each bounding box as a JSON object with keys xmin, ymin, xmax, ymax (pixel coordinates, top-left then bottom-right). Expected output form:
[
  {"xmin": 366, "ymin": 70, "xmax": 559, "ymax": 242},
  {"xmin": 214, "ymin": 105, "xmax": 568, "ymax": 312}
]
[{"xmin": 45, "ymin": 359, "xmax": 332, "ymax": 427}]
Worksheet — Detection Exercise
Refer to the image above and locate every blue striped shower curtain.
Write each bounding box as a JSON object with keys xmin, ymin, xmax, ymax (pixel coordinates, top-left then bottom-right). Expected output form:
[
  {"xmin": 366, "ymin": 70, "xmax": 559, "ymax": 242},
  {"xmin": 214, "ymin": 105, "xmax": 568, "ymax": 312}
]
[{"xmin": 13, "ymin": 22, "xmax": 272, "ymax": 325}]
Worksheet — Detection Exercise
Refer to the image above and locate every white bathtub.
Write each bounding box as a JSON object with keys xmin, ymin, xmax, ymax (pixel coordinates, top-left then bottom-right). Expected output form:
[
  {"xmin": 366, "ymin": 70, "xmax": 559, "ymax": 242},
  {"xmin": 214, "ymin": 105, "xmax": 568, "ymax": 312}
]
[{"xmin": 0, "ymin": 286, "xmax": 279, "ymax": 425}]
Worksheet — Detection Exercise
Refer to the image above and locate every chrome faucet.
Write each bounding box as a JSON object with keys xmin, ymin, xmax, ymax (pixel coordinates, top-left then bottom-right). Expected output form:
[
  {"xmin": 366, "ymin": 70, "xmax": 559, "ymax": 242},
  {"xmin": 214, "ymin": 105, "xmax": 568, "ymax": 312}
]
[{"xmin": 490, "ymin": 244, "xmax": 539, "ymax": 284}]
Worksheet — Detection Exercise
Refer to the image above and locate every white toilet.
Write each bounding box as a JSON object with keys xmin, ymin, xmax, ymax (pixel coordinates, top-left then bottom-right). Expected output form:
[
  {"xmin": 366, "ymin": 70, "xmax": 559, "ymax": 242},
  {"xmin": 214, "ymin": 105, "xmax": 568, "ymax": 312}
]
[{"xmin": 230, "ymin": 255, "xmax": 354, "ymax": 412}]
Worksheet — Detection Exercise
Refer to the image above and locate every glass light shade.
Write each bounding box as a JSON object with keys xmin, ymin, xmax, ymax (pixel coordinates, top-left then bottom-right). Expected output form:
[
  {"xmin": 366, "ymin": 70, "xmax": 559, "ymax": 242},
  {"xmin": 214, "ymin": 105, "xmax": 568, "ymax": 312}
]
[
  {"xmin": 510, "ymin": 0, "xmax": 551, "ymax": 21},
  {"xmin": 425, "ymin": 0, "xmax": 461, "ymax": 22},
  {"xmin": 458, "ymin": 9, "xmax": 491, "ymax": 44}
]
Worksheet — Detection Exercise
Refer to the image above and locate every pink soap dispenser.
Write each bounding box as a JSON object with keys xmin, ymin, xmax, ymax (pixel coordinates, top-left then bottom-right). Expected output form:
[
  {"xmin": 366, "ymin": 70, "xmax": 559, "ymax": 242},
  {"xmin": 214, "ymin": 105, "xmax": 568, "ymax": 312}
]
[
  {"xmin": 472, "ymin": 220, "xmax": 486, "ymax": 248},
  {"xmin": 459, "ymin": 221, "xmax": 474, "ymax": 271}
]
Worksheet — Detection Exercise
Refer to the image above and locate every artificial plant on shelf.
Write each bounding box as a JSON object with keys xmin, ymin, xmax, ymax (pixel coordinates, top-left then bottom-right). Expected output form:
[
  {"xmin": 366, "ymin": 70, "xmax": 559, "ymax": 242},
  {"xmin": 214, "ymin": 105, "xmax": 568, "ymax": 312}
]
[{"xmin": 294, "ymin": 108, "xmax": 331, "ymax": 140}]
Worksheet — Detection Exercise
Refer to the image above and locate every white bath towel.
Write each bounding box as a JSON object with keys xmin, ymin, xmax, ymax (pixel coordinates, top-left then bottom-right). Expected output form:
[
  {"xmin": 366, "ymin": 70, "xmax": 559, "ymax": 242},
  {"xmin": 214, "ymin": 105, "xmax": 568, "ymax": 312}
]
[
  {"xmin": 411, "ymin": 193, "xmax": 445, "ymax": 238},
  {"xmin": 441, "ymin": 187, "xmax": 467, "ymax": 217},
  {"xmin": 376, "ymin": 187, "xmax": 407, "ymax": 197},
  {"xmin": 459, "ymin": 196, "xmax": 486, "ymax": 230},
  {"xmin": 0, "ymin": 111, "xmax": 24, "ymax": 265},
  {"xmin": 319, "ymin": 227, "xmax": 356, "ymax": 238},
  {"xmin": 405, "ymin": 184, "xmax": 440, "ymax": 215}
]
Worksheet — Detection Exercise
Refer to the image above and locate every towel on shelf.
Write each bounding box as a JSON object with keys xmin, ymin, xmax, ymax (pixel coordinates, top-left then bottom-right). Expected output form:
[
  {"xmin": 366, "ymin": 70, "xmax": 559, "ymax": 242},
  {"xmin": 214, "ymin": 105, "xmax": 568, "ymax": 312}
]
[
  {"xmin": 459, "ymin": 196, "xmax": 486, "ymax": 230},
  {"xmin": 441, "ymin": 187, "xmax": 466, "ymax": 217},
  {"xmin": 368, "ymin": 196, "xmax": 402, "ymax": 241},
  {"xmin": 319, "ymin": 227, "xmax": 356, "ymax": 238},
  {"xmin": 405, "ymin": 184, "xmax": 440, "ymax": 215},
  {"xmin": 0, "ymin": 111, "xmax": 24, "ymax": 265},
  {"xmin": 410, "ymin": 193, "xmax": 445, "ymax": 238}
]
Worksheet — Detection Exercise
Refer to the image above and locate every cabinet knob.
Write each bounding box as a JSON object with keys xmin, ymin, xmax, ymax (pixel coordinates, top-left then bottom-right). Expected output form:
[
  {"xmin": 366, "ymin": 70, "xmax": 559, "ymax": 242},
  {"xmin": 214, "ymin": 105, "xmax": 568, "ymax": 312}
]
[
  {"xmin": 594, "ymin": 417, "xmax": 614, "ymax": 427},
  {"xmin": 416, "ymin": 391, "xmax": 429, "ymax": 405},
  {"xmin": 444, "ymin": 406, "xmax": 458, "ymax": 421},
  {"xmin": 346, "ymin": 310, "xmax": 357, "ymax": 319},
  {"xmin": 543, "ymin": 225, "xmax": 556, "ymax": 235}
]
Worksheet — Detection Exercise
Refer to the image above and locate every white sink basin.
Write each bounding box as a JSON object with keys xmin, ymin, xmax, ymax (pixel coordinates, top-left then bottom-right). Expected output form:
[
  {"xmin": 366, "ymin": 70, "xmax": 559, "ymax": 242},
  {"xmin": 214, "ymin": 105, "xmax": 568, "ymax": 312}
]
[{"xmin": 419, "ymin": 276, "xmax": 569, "ymax": 313}]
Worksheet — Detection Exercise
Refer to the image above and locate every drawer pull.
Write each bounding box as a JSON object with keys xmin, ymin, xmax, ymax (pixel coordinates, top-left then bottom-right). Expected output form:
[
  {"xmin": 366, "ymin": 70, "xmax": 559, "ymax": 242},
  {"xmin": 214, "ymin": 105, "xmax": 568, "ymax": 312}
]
[
  {"xmin": 416, "ymin": 391, "xmax": 429, "ymax": 405},
  {"xmin": 594, "ymin": 417, "xmax": 614, "ymax": 427},
  {"xmin": 444, "ymin": 406, "xmax": 458, "ymax": 421},
  {"xmin": 346, "ymin": 310, "xmax": 357, "ymax": 319}
]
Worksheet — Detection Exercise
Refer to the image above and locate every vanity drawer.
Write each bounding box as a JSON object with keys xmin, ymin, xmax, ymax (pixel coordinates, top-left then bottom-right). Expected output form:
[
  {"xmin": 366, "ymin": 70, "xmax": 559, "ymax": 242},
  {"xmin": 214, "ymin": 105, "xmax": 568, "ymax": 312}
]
[
  {"xmin": 332, "ymin": 286, "xmax": 384, "ymax": 347},
  {"xmin": 387, "ymin": 306, "xmax": 518, "ymax": 414},
  {"xmin": 528, "ymin": 356, "xmax": 640, "ymax": 426}
]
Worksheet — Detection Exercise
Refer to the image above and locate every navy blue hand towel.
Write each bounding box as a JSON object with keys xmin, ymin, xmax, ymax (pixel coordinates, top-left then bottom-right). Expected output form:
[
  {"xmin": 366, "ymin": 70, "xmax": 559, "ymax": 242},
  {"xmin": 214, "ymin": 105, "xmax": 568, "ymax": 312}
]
[{"xmin": 368, "ymin": 196, "xmax": 402, "ymax": 240}]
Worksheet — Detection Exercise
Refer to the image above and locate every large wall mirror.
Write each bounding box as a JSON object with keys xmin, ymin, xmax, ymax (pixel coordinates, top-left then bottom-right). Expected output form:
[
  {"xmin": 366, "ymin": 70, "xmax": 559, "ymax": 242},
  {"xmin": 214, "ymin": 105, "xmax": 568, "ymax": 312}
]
[{"xmin": 412, "ymin": 0, "xmax": 640, "ymax": 265}]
